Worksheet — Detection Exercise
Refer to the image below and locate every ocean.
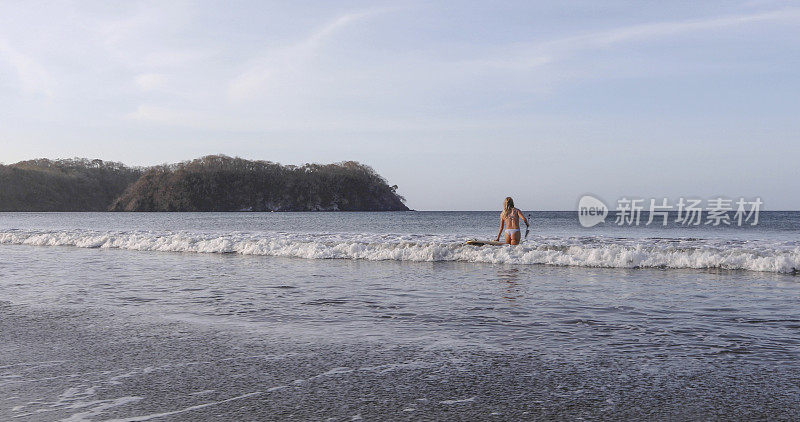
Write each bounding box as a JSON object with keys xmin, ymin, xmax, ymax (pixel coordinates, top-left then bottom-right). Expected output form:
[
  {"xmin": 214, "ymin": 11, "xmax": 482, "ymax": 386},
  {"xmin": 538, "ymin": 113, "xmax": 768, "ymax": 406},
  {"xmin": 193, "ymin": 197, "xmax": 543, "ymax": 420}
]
[{"xmin": 1, "ymin": 211, "xmax": 798, "ymax": 420}]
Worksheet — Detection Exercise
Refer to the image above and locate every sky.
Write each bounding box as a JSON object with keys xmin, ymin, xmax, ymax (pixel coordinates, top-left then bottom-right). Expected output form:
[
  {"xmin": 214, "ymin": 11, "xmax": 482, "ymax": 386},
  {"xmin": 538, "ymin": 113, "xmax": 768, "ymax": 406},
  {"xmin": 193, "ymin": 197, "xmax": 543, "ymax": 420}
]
[{"xmin": 1, "ymin": 0, "xmax": 798, "ymax": 210}]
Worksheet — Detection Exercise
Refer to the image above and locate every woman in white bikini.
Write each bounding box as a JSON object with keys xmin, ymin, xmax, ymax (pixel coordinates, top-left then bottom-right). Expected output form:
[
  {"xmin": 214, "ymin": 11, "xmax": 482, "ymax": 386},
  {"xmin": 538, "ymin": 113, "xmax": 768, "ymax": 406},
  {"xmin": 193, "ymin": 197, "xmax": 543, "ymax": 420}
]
[{"xmin": 496, "ymin": 197, "xmax": 529, "ymax": 245}]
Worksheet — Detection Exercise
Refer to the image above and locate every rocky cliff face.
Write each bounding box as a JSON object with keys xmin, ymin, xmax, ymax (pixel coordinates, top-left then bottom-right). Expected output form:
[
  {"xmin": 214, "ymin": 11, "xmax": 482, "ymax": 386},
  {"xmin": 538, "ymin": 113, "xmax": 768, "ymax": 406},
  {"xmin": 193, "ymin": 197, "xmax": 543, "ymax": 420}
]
[{"xmin": 109, "ymin": 155, "xmax": 409, "ymax": 212}]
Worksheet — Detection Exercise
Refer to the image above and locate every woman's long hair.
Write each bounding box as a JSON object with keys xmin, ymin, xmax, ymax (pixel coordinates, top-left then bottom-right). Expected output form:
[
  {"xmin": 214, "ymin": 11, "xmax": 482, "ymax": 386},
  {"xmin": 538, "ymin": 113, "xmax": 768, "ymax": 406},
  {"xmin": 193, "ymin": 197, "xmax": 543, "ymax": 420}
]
[{"xmin": 501, "ymin": 197, "xmax": 514, "ymax": 220}]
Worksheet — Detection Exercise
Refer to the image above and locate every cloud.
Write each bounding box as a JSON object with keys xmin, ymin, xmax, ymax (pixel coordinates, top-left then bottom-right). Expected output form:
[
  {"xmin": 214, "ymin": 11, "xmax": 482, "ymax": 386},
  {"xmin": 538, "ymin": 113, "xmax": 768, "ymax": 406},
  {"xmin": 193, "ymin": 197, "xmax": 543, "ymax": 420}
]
[
  {"xmin": 508, "ymin": 7, "xmax": 800, "ymax": 68},
  {"xmin": 302, "ymin": 10, "xmax": 376, "ymax": 51},
  {"xmin": 126, "ymin": 105, "xmax": 197, "ymax": 125},
  {"xmin": 0, "ymin": 38, "xmax": 53, "ymax": 97},
  {"xmin": 124, "ymin": 103, "xmax": 567, "ymax": 133},
  {"xmin": 560, "ymin": 7, "xmax": 800, "ymax": 47},
  {"xmin": 135, "ymin": 73, "xmax": 167, "ymax": 90},
  {"xmin": 227, "ymin": 9, "xmax": 381, "ymax": 102},
  {"xmin": 128, "ymin": 5, "xmax": 800, "ymax": 133},
  {"xmin": 437, "ymin": 7, "xmax": 800, "ymax": 96}
]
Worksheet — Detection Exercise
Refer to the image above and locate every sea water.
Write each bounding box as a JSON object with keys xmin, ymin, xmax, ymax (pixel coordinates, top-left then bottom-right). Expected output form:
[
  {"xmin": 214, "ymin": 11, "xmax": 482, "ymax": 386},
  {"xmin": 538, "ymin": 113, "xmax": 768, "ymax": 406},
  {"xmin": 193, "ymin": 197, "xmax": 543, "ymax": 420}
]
[
  {"xmin": 0, "ymin": 212, "xmax": 798, "ymax": 420},
  {"xmin": 1, "ymin": 211, "xmax": 798, "ymax": 272}
]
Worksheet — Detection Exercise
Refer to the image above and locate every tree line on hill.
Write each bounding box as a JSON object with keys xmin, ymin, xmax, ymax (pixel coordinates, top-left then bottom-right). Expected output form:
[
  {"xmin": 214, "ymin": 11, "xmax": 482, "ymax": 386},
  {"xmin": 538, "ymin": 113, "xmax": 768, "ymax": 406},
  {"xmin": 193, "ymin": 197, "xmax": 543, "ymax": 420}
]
[{"xmin": 0, "ymin": 155, "xmax": 408, "ymax": 212}]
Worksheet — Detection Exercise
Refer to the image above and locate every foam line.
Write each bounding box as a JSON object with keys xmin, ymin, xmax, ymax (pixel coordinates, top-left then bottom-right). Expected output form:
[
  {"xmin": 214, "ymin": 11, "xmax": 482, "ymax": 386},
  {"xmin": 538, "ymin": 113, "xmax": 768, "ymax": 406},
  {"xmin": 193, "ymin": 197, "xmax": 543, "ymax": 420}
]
[{"xmin": 1, "ymin": 230, "xmax": 798, "ymax": 274}]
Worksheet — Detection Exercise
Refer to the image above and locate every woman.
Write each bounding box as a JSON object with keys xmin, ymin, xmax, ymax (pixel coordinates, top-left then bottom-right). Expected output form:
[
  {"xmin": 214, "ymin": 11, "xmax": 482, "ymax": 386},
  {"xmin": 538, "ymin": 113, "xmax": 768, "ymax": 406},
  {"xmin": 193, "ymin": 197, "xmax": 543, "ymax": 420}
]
[{"xmin": 496, "ymin": 197, "xmax": 529, "ymax": 245}]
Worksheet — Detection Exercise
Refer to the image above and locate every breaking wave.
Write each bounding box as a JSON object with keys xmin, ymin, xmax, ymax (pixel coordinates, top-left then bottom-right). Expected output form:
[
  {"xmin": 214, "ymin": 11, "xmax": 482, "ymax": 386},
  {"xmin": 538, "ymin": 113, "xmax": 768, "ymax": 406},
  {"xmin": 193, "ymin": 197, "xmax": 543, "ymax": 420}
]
[{"xmin": 0, "ymin": 229, "xmax": 798, "ymax": 274}]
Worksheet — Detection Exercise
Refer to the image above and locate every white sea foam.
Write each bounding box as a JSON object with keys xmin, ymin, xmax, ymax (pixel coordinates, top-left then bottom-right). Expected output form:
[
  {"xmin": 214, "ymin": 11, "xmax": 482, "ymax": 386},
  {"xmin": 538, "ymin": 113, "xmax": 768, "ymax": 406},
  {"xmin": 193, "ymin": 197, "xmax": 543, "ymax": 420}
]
[{"xmin": 0, "ymin": 229, "xmax": 798, "ymax": 274}]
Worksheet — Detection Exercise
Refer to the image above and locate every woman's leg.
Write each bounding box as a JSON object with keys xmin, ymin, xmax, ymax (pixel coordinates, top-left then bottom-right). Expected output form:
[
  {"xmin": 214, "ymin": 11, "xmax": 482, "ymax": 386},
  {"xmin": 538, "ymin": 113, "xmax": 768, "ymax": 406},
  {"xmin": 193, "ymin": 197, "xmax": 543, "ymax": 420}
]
[{"xmin": 504, "ymin": 232, "xmax": 512, "ymax": 244}]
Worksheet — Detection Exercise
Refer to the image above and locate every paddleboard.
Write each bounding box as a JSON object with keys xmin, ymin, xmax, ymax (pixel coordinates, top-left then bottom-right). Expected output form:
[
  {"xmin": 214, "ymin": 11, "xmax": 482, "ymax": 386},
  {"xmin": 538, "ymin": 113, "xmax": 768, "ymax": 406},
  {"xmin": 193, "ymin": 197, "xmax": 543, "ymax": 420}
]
[{"xmin": 466, "ymin": 239, "xmax": 506, "ymax": 246}]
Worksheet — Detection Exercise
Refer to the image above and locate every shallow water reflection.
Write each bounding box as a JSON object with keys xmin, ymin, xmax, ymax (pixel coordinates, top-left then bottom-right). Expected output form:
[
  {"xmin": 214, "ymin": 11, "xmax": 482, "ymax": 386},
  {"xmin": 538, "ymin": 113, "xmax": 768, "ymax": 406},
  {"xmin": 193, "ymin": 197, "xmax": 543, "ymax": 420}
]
[{"xmin": 1, "ymin": 244, "xmax": 797, "ymax": 366}]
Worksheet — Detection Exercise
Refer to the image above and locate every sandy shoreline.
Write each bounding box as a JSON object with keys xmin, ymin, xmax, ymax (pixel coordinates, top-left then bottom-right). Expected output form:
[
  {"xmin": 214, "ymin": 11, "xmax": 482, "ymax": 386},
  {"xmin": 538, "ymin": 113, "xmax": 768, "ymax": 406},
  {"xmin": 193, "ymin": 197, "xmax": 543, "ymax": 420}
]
[{"xmin": 2, "ymin": 300, "xmax": 798, "ymax": 421}]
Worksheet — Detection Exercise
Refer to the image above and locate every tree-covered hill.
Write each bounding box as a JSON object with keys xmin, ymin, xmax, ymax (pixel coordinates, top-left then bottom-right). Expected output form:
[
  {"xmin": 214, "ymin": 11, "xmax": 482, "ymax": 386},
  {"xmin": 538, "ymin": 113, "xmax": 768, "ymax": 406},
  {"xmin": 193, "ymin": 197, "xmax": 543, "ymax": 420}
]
[
  {"xmin": 0, "ymin": 155, "xmax": 408, "ymax": 212},
  {"xmin": 109, "ymin": 155, "xmax": 408, "ymax": 212},
  {"xmin": 0, "ymin": 158, "xmax": 143, "ymax": 211},
  {"xmin": 0, "ymin": 155, "xmax": 408, "ymax": 211}
]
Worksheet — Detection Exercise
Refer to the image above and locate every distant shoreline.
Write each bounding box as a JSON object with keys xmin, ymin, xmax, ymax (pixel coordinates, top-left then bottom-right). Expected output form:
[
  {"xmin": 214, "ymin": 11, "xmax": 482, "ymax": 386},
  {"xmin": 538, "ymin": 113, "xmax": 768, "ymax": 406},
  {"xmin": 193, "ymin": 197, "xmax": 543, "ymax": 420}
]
[
  {"xmin": 3, "ymin": 210, "xmax": 799, "ymax": 213},
  {"xmin": 0, "ymin": 155, "xmax": 409, "ymax": 212},
  {"xmin": 0, "ymin": 210, "xmax": 416, "ymax": 213}
]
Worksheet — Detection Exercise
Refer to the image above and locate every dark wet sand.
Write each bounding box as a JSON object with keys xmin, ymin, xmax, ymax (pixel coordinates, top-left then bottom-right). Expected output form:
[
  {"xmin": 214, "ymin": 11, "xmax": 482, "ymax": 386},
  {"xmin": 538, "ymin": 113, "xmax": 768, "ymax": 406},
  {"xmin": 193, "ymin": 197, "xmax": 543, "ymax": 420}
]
[{"xmin": 2, "ymin": 301, "xmax": 798, "ymax": 421}]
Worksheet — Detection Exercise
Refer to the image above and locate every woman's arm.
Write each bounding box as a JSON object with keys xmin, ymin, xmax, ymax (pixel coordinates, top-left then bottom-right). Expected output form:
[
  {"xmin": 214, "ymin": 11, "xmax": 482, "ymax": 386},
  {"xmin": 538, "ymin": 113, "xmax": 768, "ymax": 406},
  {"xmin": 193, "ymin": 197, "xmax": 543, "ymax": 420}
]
[
  {"xmin": 496, "ymin": 218, "xmax": 505, "ymax": 241},
  {"xmin": 519, "ymin": 209, "xmax": 529, "ymax": 227}
]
